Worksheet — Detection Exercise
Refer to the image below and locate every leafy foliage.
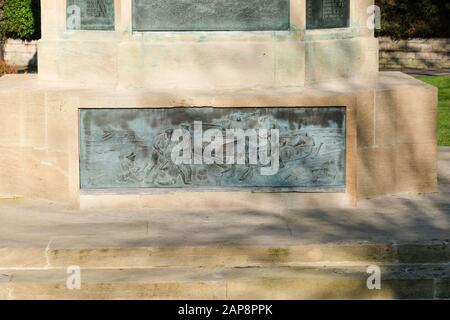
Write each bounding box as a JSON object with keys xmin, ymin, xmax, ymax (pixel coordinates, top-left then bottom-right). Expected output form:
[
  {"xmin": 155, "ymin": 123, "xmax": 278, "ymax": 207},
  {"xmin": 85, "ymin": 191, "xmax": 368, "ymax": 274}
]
[
  {"xmin": 0, "ymin": 0, "xmax": 40, "ymax": 41},
  {"xmin": 0, "ymin": 0, "xmax": 5, "ymax": 41},
  {"xmin": 376, "ymin": 0, "xmax": 450, "ymax": 39},
  {"xmin": 0, "ymin": 59, "xmax": 16, "ymax": 76}
]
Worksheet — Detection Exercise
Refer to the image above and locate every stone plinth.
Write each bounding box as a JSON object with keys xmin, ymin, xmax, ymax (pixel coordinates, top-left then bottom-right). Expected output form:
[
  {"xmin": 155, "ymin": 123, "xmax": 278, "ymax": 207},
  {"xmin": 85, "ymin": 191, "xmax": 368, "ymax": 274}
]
[
  {"xmin": 0, "ymin": 72, "xmax": 437, "ymax": 208},
  {"xmin": 37, "ymin": 0, "xmax": 378, "ymax": 89}
]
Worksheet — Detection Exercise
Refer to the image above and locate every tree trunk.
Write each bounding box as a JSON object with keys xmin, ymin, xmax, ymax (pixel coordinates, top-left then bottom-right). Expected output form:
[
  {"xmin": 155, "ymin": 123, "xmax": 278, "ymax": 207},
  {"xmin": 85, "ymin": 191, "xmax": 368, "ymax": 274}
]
[{"xmin": 0, "ymin": 41, "xmax": 4, "ymax": 61}]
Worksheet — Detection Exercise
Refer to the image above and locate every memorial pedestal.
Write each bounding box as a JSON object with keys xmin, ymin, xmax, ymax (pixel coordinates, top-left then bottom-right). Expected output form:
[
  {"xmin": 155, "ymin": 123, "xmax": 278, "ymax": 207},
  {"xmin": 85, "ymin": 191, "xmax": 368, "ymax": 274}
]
[
  {"xmin": 0, "ymin": 1, "xmax": 437, "ymax": 209},
  {"xmin": 0, "ymin": 72, "xmax": 437, "ymax": 209},
  {"xmin": 38, "ymin": 0, "xmax": 378, "ymax": 89}
]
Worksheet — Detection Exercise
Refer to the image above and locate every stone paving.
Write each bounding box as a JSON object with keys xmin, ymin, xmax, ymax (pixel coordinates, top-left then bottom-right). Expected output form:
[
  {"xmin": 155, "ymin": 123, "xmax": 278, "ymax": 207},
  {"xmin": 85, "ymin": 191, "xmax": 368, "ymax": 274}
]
[{"xmin": 0, "ymin": 148, "xmax": 448, "ymax": 299}]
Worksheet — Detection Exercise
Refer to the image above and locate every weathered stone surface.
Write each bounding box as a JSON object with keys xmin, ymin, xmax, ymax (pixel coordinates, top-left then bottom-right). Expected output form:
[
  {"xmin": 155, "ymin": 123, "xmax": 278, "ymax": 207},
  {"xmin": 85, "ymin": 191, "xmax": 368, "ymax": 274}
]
[
  {"xmin": 395, "ymin": 143, "xmax": 437, "ymax": 194},
  {"xmin": 357, "ymin": 147, "xmax": 397, "ymax": 198},
  {"xmin": 436, "ymin": 280, "xmax": 450, "ymax": 299},
  {"xmin": 381, "ymin": 279, "xmax": 435, "ymax": 299},
  {"xmin": 0, "ymin": 248, "xmax": 47, "ymax": 269},
  {"xmin": 398, "ymin": 244, "xmax": 450, "ymax": 264},
  {"xmin": 0, "ymin": 266, "xmax": 446, "ymax": 299},
  {"xmin": 305, "ymin": 38, "xmax": 378, "ymax": 85},
  {"xmin": 1, "ymin": 188, "xmax": 449, "ymax": 269},
  {"xmin": 43, "ymin": 245, "xmax": 398, "ymax": 269},
  {"xmin": 356, "ymin": 91, "xmax": 375, "ymax": 148}
]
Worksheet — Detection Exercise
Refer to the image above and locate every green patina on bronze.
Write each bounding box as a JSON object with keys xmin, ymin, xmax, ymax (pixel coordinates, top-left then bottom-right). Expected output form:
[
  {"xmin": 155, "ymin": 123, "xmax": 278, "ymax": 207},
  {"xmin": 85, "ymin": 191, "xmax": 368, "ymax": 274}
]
[
  {"xmin": 306, "ymin": 0, "xmax": 350, "ymax": 30},
  {"xmin": 66, "ymin": 0, "xmax": 114, "ymax": 31},
  {"xmin": 132, "ymin": 0, "xmax": 290, "ymax": 31},
  {"xmin": 64, "ymin": 0, "xmax": 351, "ymax": 32},
  {"xmin": 79, "ymin": 107, "xmax": 346, "ymax": 191}
]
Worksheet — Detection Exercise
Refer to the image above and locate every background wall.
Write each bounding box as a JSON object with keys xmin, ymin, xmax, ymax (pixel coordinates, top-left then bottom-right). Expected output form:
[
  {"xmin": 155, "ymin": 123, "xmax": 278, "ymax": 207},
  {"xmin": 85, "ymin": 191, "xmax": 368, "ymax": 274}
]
[
  {"xmin": 3, "ymin": 38, "xmax": 37, "ymax": 68},
  {"xmin": 379, "ymin": 37, "xmax": 450, "ymax": 70}
]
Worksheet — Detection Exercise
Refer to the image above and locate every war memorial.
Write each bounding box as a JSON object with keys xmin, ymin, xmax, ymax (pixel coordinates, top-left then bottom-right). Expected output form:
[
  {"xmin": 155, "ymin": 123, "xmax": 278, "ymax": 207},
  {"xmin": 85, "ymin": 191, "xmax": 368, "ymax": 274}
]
[
  {"xmin": 0, "ymin": 0, "xmax": 437, "ymax": 209},
  {"xmin": 0, "ymin": 0, "xmax": 445, "ymax": 300}
]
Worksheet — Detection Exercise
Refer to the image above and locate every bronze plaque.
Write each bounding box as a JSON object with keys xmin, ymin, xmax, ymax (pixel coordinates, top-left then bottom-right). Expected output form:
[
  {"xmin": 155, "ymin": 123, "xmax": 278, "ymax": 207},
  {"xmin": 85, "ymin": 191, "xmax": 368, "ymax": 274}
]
[
  {"xmin": 80, "ymin": 107, "xmax": 346, "ymax": 191},
  {"xmin": 66, "ymin": 0, "xmax": 115, "ymax": 31},
  {"xmin": 132, "ymin": 0, "xmax": 290, "ymax": 31},
  {"xmin": 307, "ymin": 0, "xmax": 349, "ymax": 29}
]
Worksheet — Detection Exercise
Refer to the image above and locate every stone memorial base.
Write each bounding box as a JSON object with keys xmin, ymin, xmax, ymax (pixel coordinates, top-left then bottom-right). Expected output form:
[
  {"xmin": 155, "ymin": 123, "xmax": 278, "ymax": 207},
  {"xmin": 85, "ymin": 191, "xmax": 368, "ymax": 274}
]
[{"xmin": 0, "ymin": 72, "xmax": 437, "ymax": 209}]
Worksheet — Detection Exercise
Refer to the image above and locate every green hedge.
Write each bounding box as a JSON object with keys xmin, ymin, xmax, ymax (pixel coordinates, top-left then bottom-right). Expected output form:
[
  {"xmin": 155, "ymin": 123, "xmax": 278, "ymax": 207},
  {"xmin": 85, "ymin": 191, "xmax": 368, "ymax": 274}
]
[
  {"xmin": 0, "ymin": 0, "xmax": 40, "ymax": 41},
  {"xmin": 376, "ymin": 0, "xmax": 450, "ymax": 39},
  {"xmin": 0, "ymin": 0, "xmax": 4, "ymax": 42}
]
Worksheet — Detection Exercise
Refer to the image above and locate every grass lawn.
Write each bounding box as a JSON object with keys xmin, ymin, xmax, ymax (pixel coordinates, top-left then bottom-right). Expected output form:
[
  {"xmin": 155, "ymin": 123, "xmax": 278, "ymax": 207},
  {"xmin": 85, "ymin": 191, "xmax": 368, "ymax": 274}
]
[{"xmin": 417, "ymin": 75, "xmax": 450, "ymax": 146}]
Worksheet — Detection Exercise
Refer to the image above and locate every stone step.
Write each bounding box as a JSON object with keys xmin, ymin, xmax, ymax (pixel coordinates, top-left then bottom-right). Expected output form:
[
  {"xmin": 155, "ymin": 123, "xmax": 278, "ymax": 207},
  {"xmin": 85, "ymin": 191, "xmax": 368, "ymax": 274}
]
[
  {"xmin": 0, "ymin": 265, "xmax": 449, "ymax": 299},
  {"xmin": 1, "ymin": 243, "xmax": 449, "ymax": 269}
]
